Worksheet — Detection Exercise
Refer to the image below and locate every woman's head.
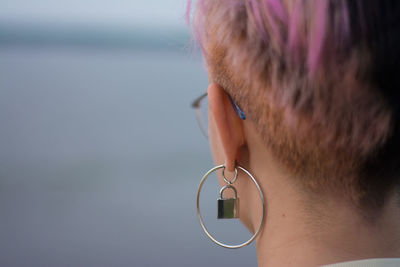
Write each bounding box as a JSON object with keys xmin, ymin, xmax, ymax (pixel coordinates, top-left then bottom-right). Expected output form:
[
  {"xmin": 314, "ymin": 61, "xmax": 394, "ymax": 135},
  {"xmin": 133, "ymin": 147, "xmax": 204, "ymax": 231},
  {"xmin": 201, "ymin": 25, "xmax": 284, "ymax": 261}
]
[{"xmin": 189, "ymin": 0, "xmax": 400, "ymax": 212}]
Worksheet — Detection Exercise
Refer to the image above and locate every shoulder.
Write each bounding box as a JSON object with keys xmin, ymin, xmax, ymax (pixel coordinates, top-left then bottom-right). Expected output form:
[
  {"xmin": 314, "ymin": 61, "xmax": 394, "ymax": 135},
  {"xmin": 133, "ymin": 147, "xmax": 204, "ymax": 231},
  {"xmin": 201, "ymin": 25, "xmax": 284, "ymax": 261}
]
[{"xmin": 321, "ymin": 258, "xmax": 400, "ymax": 267}]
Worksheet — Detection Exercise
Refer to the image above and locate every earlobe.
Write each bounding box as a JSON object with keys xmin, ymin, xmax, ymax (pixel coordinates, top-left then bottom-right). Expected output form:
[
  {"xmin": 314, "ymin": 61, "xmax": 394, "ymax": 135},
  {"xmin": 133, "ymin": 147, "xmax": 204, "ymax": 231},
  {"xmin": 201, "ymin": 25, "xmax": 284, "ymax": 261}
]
[{"xmin": 208, "ymin": 83, "xmax": 245, "ymax": 172}]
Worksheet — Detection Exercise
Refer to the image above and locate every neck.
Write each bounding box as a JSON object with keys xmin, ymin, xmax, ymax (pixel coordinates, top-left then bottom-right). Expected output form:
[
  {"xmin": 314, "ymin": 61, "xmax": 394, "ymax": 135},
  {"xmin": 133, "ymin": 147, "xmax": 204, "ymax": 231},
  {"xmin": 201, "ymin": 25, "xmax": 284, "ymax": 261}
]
[
  {"xmin": 250, "ymin": 158, "xmax": 400, "ymax": 267},
  {"xmin": 242, "ymin": 126, "xmax": 400, "ymax": 267},
  {"xmin": 256, "ymin": 192, "xmax": 400, "ymax": 267}
]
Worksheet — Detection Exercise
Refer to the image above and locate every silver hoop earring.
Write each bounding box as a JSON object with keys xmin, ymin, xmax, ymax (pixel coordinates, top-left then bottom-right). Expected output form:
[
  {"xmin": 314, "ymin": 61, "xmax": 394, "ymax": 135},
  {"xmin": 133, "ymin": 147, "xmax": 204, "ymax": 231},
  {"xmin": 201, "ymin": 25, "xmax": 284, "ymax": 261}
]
[{"xmin": 196, "ymin": 164, "xmax": 265, "ymax": 249}]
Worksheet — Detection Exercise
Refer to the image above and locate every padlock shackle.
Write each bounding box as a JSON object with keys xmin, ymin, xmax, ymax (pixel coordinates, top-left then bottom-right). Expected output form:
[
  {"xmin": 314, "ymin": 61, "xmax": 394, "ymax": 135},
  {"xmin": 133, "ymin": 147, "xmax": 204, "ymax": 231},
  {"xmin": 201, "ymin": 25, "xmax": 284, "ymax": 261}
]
[{"xmin": 219, "ymin": 185, "xmax": 238, "ymax": 199}]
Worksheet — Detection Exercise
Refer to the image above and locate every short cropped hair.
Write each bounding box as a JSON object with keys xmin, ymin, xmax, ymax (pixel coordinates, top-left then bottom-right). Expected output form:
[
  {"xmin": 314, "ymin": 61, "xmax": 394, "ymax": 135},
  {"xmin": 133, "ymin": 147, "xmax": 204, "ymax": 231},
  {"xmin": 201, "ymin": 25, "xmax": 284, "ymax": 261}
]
[{"xmin": 188, "ymin": 0, "xmax": 400, "ymax": 213}]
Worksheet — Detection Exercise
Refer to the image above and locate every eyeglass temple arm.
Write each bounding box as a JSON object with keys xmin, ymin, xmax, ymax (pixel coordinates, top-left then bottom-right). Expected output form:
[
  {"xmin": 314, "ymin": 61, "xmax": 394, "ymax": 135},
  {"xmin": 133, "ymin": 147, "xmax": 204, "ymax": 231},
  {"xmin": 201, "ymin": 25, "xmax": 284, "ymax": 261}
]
[
  {"xmin": 191, "ymin": 92, "xmax": 208, "ymax": 108},
  {"xmin": 229, "ymin": 96, "xmax": 246, "ymax": 120},
  {"xmin": 191, "ymin": 92, "xmax": 246, "ymax": 120}
]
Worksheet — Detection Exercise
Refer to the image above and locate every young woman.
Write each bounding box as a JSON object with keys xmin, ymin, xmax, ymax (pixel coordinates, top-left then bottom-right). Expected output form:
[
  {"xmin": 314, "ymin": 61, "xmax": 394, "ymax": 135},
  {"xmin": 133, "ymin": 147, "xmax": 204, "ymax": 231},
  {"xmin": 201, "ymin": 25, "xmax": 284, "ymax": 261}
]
[{"xmin": 189, "ymin": 1, "xmax": 400, "ymax": 266}]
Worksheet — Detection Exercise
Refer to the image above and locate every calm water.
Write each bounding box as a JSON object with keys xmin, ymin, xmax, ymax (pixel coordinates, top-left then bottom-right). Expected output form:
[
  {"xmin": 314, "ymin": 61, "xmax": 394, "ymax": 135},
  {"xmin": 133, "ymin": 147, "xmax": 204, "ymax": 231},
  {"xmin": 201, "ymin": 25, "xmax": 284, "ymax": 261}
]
[{"xmin": 0, "ymin": 46, "xmax": 257, "ymax": 266}]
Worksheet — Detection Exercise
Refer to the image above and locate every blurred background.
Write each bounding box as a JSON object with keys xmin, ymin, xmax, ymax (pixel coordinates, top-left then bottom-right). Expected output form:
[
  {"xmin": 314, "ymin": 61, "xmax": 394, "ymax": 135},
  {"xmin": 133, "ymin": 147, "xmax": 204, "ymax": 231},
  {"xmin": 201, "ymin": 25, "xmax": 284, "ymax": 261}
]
[{"xmin": 0, "ymin": 0, "xmax": 257, "ymax": 266}]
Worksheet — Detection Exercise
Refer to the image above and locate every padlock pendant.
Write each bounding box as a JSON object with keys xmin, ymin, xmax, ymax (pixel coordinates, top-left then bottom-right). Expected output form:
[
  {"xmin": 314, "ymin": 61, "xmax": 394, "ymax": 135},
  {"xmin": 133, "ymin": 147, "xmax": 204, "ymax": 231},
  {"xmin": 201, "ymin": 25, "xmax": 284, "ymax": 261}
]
[
  {"xmin": 218, "ymin": 198, "xmax": 239, "ymax": 219},
  {"xmin": 217, "ymin": 185, "xmax": 239, "ymax": 219}
]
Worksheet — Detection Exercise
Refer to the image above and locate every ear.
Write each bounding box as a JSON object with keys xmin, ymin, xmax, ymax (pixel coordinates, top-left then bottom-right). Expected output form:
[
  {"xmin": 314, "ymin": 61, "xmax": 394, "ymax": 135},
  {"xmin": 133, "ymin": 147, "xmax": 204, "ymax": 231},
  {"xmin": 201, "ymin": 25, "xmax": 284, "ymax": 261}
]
[{"xmin": 208, "ymin": 83, "xmax": 245, "ymax": 172}]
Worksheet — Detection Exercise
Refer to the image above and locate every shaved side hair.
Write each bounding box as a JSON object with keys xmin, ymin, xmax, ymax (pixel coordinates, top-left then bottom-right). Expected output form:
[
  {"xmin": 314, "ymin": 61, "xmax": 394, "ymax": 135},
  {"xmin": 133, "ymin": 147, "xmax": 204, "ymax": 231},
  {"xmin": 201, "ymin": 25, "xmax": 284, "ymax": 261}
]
[{"xmin": 188, "ymin": 0, "xmax": 400, "ymax": 213}]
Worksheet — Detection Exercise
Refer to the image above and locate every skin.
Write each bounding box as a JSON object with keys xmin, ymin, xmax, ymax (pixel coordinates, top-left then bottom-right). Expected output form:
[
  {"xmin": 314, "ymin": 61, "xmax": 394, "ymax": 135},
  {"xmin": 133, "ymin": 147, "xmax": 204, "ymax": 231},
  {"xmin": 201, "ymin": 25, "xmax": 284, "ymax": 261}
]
[{"xmin": 207, "ymin": 82, "xmax": 400, "ymax": 267}]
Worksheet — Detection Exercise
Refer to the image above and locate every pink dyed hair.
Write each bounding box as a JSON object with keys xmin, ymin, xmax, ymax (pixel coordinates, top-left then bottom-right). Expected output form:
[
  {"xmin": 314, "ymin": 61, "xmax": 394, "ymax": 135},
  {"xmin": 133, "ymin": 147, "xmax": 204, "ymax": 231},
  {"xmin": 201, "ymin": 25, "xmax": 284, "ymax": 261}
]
[{"xmin": 187, "ymin": 0, "xmax": 400, "ymax": 211}]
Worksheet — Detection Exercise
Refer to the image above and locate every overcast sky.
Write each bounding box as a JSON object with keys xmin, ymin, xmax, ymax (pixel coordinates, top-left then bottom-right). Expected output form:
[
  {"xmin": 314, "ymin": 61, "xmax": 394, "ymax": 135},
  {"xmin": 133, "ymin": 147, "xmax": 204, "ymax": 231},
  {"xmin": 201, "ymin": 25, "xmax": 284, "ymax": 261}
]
[{"xmin": 0, "ymin": 0, "xmax": 189, "ymax": 29}]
